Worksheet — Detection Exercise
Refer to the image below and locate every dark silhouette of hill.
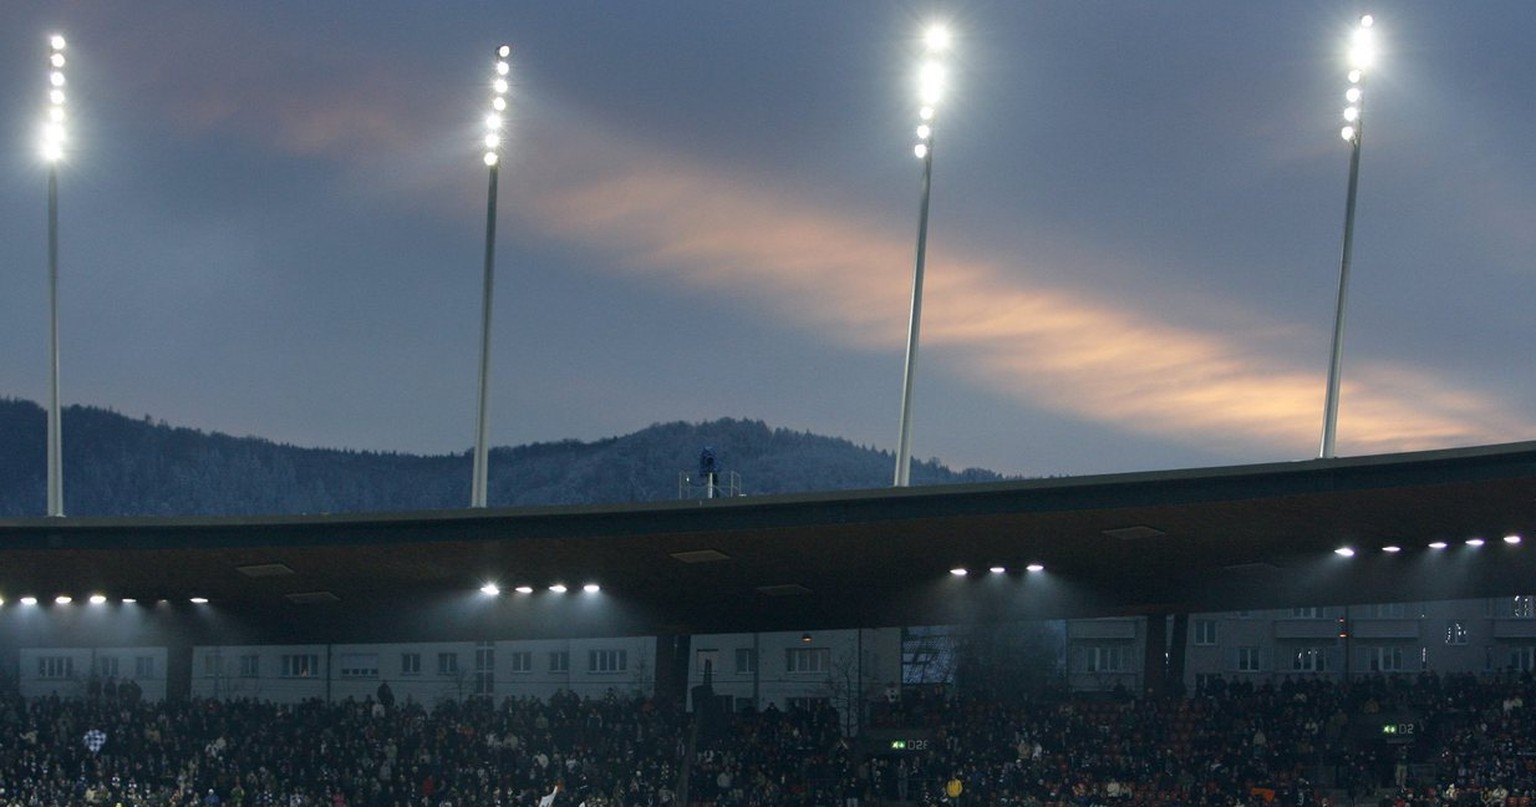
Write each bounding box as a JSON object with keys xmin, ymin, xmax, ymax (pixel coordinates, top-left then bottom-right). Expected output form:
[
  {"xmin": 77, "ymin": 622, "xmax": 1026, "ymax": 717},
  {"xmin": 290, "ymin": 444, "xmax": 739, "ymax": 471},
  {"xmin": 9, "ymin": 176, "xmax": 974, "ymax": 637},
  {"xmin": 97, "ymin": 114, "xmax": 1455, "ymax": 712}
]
[{"xmin": 0, "ymin": 398, "xmax": 1003, "ymax": 517}]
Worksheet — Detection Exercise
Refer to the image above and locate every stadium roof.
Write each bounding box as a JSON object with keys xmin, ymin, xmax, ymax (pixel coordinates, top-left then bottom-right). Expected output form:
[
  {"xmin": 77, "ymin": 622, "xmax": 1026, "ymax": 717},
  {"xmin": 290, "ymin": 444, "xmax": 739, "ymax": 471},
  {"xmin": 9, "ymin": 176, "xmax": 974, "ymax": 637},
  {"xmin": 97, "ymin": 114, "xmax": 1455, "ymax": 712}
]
[{"xmin": 3, "ymin": 440, "xmax": 1536, "ymax": 643}]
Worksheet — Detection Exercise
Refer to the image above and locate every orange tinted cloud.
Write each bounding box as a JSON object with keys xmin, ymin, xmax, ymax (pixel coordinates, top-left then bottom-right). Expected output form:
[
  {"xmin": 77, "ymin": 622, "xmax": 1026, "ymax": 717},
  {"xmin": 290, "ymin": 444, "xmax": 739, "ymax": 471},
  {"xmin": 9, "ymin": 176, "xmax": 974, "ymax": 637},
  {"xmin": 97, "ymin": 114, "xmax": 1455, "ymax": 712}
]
[{"xmin": 518, "ymin": 131, "xmax": 1534, "ymax": 458}]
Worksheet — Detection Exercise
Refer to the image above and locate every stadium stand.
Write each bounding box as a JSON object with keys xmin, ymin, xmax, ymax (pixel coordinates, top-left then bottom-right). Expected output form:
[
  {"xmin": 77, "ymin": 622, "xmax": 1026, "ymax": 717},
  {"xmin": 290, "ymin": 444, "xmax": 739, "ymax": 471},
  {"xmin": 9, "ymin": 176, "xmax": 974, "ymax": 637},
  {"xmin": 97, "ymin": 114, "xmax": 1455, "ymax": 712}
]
[{"xmin": 4, "ymin": 671, "xmax": 1536, "ymax": 807}]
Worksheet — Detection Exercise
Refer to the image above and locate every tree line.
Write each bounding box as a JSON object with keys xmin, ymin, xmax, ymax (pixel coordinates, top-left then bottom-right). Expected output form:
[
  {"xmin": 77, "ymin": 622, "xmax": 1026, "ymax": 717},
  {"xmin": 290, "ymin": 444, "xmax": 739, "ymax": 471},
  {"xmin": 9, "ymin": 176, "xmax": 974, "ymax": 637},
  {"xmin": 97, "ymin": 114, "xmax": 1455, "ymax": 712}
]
[{"xmin": 0, "ymin": 398, "xmax": 1002, "ymax": 517}]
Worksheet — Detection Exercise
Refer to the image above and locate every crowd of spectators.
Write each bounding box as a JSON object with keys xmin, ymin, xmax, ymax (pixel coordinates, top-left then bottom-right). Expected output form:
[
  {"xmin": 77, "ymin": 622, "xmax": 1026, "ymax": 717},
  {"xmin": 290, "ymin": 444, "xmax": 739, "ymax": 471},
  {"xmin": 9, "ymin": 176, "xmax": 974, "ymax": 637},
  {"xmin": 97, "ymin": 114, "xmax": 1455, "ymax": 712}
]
[{"xmin": 4, "ymin": 671, "xmax": 1536, "ymax": 807}]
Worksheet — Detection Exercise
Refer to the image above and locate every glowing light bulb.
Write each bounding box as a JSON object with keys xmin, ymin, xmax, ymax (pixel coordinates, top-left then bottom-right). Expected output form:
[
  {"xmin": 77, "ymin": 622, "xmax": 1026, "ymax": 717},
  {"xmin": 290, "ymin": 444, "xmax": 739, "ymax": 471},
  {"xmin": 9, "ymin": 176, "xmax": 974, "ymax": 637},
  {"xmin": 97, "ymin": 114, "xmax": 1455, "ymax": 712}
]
[{"xmin": 924, "ymin": 25, "xmax": 951, "ymax": 53}]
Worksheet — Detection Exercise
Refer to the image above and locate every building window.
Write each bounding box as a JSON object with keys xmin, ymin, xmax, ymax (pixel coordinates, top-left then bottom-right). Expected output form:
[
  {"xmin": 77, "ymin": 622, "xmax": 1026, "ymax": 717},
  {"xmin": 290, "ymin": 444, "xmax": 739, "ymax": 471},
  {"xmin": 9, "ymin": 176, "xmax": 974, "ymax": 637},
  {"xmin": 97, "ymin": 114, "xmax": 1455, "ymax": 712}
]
[
  {"xmin": 510, "ymin": 651, "xmax": 532, "ymax": 673},
  {"xmin": 787, "ymin": 696, "xmax": 830, "ymax": 712},
  {"xmin": 1293, "ymin": 647, "xmax": 1327, "ymax": 672},
  {"xmin": 96, "ymin": 657, "xmax": 120, "ymax": 677},
  {"xmin": 135, "ymin": 656, "xmax": 155, "ymax": 679},
  {"xmin": 1510, "ymin": 647, "xmax": 1536, "ymax": 672},
  {"xmin": 1291, "ymin": 607, "xmax": 1321, "ymax": 619},
  {"xmin": 1514, "ymin": 596, "xmax": 1536, "ymax": 619},
  {"xmin": 401, "ymin": 653, "xmax": 421, "ymax": 676},
  {"xmin": 239, "ymin": 655, "xmax": 260, "ymax": 678},
  {"xmin": 438, "ymin": 652, "xmax": 460, "ymax": 677},
  {"xmin": 696, "ymin": 649, "xmax": 720, "ymax": 676},
  {"xmin": 280, "ymin": 654, "xmax": 319, "ymax": 678},
  {"xmin": 549, "ymin": 651, "xmax": 569, "ymax": 674},
  {"xmin": 1371, "ymin": 646, "xmax": 1405, "ymax": 673},
  {"xmin": 1367, "ymin": 602, "xmax": 1408, "ymax": 618},
  {"xmin": 1446, "ymin": 622, "xmax": 1470, "ymax": 646},
  {"xmin": 1236, "ymin": 646, "xmax": 1261, "ymax": 672},
  {"xmin": 1086, "ymin": 645, "xmax": 1126, "ymax": 673},
  {"xmin": 735, "ymin": 648, "xmax": 757, "ymax": 675},
  {"xmin": 38, "ymin": 656, "xmax": 74, "ymax": 679},
  {"xmin": 785, "ymin": 647, "xmax": 831, "ymax": 674},
  {"xmin": 590, "ymin": 649, "xmax": 628, "ymax": 674},
  {"xmin": 339, "ymin": 653, "xmax": 379, "ymax": 678},
  {"xmin": 202, "ymin": 654, "xmax": 223, "ymax": 677},
  {"xmin": 474, "ymin": 643, "xmax": 494, "ymax": 695},
  {"xmin": 1193, "ymin": 619, "xmax": 1218, "ymax": 646}
]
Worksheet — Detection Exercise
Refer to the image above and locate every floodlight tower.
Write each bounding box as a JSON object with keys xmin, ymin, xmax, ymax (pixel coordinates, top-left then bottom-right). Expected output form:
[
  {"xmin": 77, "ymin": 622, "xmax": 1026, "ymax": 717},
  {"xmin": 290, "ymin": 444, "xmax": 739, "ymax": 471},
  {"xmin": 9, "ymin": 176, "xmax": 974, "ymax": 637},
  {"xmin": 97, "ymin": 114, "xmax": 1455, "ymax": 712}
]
[
  {"xmin": 471, "ymin": 45, "xmax": 511, "ymax": 508},
  {"xmin": 894, "ymin": 24, "xmax": 950, "ymax": 487},
  {"xmin": 42, "ymin": 33, "xmax": 69, "ymax": 517},
  {"xmin": 1320, "ymin": 15, "xmax": 1375, "ymax": 459}
]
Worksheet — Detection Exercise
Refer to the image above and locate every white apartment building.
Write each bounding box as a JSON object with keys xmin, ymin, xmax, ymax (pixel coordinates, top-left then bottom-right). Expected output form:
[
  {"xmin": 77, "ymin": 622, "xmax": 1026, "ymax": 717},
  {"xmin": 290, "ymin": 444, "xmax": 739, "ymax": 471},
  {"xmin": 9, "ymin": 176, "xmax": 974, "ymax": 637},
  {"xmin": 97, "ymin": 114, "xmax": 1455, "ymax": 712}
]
[{"xmin": 18, "ymin": 596, "xmax": 1536, "ymax": 714}]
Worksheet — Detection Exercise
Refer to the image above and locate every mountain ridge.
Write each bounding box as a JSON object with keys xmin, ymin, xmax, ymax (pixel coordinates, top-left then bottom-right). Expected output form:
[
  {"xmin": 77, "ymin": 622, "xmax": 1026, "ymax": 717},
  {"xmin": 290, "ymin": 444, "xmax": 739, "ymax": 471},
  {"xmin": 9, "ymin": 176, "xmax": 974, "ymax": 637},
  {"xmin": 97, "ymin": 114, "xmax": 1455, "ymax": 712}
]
[{"xmin": 0, "ymin": 398, "xmax": 1006, "ymax": 517}]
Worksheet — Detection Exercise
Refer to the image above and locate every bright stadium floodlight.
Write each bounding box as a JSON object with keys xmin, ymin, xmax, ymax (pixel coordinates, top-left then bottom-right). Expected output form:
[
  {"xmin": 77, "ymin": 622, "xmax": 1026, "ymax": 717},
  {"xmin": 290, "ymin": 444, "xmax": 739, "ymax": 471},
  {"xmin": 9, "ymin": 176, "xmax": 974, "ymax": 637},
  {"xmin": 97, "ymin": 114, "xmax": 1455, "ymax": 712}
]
[
  {"xmin": 895, "ymin": 24, "xmax": 952, "ymax": 486},
  {"xmin": 1320, "ymin": 15, "xmax": 1376, "ymax": 459},
  {"xmin": 471, "ymin": 44, "xmax": 513, "ymax": 508},
  {"xmin": 43, "ymin": 33, "xmax": 70, "ymax": 516}
]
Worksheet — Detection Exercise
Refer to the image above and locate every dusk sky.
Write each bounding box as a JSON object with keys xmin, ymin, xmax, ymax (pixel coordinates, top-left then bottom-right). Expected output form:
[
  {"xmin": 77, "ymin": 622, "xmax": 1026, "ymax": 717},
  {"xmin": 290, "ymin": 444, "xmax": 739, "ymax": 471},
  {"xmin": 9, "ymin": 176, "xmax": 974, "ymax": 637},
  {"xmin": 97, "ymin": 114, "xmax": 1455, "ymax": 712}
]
[{"xmin": 4, "ymin": 2, "xmax": 1535, "ymax": 479}]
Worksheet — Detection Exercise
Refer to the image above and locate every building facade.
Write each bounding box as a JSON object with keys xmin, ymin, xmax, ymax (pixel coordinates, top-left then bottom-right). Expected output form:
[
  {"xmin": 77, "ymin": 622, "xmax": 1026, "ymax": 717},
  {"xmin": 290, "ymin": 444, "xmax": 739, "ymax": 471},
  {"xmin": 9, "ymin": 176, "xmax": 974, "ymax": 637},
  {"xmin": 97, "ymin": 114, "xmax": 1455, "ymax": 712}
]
[{"xmin": 17, "ymin": 596, "xmax": 1536, "ymax": 716}]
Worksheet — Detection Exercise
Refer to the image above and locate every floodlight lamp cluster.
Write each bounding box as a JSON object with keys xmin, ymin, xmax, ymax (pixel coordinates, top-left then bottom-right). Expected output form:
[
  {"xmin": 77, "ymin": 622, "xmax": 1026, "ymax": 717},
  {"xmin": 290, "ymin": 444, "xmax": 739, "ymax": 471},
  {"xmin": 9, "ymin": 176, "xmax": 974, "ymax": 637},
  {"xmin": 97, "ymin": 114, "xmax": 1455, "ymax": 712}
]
[
  {"xmin": 1340, "ymin": 15, "xmax": 1373, "ymax": 144},
  {"xmin": 483, "ymin": 45, "xmax": 511, "ymax": 166},
  {"xmin": 913, "ymin": 25, "xmax": 949, "ymax": 160},
  {"xmin": 41, "ymin": 34, "xmax": 68, "ymax": 162}
]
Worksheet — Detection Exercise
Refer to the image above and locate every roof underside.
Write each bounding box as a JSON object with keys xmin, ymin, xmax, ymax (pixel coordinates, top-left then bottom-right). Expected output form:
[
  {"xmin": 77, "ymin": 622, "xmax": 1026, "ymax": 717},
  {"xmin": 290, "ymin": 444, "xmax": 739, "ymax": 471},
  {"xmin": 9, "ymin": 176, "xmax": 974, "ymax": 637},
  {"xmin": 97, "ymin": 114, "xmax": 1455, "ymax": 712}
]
[{"xmin": 3, "ymin": 441, "xmax": 1536, "ymax": 644}]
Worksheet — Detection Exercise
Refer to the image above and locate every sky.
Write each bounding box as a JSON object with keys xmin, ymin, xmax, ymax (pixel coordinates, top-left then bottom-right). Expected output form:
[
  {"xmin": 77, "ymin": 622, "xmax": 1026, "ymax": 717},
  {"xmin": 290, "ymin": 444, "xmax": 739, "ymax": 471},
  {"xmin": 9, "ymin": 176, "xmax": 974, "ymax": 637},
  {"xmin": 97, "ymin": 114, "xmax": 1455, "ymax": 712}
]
[{"xmin": 2, "ymin": 1, "xmax": 1535, "ymax": 480}]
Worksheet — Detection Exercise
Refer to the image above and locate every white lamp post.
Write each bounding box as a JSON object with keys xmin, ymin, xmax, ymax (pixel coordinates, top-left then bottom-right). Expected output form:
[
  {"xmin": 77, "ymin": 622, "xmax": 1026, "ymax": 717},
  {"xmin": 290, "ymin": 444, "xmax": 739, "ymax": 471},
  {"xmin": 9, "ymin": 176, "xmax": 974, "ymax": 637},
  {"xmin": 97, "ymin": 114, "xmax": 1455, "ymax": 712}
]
[
  {"xmin": 894, "ymin": 25, "xmax": 950, "ymax": 487},
  {"xmin": 1320, "ymin": 15, "xmax": 1375, "ymax": 459},
  {"xmin": 42, "ymin": 33, "xmax": 69, "ymax": 517},
  {"xmin": 471, "ymin": 45, "xmax": 511, "ymax": 508}
]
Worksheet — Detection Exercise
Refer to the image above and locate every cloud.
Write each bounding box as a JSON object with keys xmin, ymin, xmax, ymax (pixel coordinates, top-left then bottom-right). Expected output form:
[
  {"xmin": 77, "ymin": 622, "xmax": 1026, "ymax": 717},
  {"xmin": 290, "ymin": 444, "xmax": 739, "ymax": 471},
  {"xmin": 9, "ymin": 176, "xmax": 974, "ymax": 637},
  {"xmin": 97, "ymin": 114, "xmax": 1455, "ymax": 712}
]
[
  {"xmin": 517, "ymin": 125, "xmax": 1536, "ymax": 458},
  {"xmin": 83, "ymin": 5, "xmax": 1534, "ymax": 460}
]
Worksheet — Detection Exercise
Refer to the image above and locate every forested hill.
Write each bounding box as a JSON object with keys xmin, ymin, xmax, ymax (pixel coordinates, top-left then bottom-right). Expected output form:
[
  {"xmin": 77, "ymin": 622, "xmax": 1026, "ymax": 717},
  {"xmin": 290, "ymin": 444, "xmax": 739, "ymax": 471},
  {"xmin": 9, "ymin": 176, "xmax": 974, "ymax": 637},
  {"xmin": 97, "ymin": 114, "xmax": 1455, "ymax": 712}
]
[{"xmin": 0, "ymin": 398, "xmax": 1004, "ymax": 517}]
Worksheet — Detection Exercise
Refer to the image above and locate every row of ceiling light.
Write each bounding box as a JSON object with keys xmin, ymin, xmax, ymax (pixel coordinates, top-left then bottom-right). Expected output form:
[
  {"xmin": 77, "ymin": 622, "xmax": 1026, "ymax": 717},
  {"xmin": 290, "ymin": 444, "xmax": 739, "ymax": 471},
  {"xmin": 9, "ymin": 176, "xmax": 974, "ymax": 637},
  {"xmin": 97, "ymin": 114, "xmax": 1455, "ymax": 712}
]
[
  {"xmin": 951, "ymin": 534, "xmax": 1527, "ymax": 572},
  {"xmin": 1335, "ymin": 534, "xmax": 1523, "ymax": 556},
  {"xmin": 0, "ymin": 595, "xmax": 208, "ymax": 606},
  {"xmin": 479, "ymin": 583, "xmax": 600, "ymax": 595},
  {"xmin": 949, "ymin": 565, "xmax": 1045, "ymax": 576}
]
